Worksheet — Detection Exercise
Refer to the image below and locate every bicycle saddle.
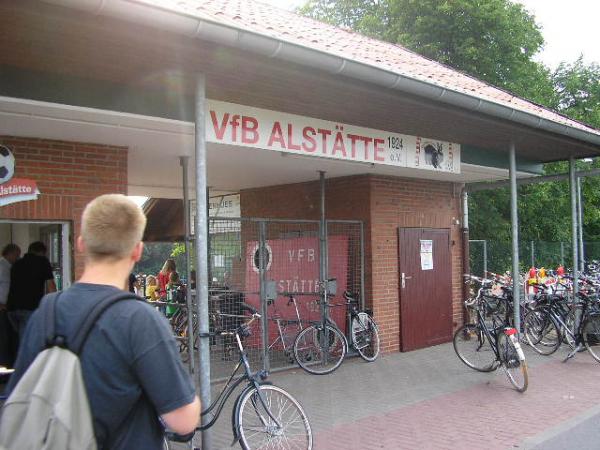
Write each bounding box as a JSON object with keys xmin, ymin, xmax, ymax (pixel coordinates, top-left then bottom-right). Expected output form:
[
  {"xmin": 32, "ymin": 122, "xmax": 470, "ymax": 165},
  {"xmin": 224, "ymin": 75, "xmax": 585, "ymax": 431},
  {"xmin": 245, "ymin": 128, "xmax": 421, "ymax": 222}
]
[{"xmin": 343, "ymin": 291, "xmax": 357, "ymax": 301}]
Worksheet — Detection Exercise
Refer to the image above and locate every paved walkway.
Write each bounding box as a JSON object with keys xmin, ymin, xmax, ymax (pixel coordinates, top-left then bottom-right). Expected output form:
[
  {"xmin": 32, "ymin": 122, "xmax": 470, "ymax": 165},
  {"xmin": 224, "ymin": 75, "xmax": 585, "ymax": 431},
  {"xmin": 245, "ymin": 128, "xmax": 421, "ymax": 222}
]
[{"xmin": 197, "ymin": 342, "xmax": 600, "ymax": 449}]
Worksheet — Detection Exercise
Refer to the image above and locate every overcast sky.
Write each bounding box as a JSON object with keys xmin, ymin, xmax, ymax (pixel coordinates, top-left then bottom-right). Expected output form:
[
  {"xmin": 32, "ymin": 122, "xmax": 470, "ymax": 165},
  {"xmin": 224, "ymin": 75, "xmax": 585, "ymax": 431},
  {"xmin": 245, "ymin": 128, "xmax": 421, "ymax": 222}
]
[{"xmin": 261, "ymin": 0, "xmax": 600, "ymax": 70}]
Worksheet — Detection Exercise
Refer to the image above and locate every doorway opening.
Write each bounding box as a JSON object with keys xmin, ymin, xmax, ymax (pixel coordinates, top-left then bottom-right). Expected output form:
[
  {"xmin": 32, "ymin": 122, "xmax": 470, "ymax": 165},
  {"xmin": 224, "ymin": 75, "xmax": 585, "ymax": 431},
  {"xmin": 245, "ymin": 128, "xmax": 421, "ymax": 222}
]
[{"xmin": 0, "ymin": 220, "xmax": 72, "ymax": 290}]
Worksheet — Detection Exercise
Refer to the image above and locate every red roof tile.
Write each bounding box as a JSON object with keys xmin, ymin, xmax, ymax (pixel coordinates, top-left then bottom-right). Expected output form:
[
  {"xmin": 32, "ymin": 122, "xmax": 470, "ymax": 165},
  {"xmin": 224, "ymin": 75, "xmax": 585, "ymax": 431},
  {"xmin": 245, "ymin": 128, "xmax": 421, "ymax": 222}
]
[{"xmin": 141, "ymin": 0, "xmax": 600, "ymax": 136}]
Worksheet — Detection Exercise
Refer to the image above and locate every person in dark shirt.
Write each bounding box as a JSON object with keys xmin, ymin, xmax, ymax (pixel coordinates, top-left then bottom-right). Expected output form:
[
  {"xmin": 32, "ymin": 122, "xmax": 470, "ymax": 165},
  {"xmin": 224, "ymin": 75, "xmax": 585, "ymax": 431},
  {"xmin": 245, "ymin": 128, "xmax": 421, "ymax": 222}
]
[
  {"xmin": 6, "ymin": 241, "xmax": 56, "ymax": 340},
  {"xmin": 6, "ymin": 194, "xmax": 200, "ymax": 449},
  {"xmin": 128, "ymin": 272, "xmax": 138, "ymax": 293}
]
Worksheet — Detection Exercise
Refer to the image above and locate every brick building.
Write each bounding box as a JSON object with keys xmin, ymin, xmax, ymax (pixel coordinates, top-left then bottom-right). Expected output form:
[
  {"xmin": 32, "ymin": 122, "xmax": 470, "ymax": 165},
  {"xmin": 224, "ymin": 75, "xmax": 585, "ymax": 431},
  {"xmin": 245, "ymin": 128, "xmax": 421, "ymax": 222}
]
[{"xmin": 1, "ymin": 0, "xmax": 600, "ymax": 357}]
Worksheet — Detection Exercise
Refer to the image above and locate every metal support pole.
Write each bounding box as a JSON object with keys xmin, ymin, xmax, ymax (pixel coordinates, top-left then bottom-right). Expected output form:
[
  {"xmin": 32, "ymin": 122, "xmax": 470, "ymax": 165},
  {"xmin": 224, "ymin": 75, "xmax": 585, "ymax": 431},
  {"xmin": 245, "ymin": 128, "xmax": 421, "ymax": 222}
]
[
  {"xmin": 483, "ymin": 240, "xmax": 488, "ymax": 278},
  {"xmin": 180, "ymin": 156, "xmax": 195, "ymax": 374},
  {"xmin": 206, "ymin": 187, "xmax": 211, "ymax": 285},
  {"xmin": 319, "ymin": 171, "xmax": 327, "ymax": 319},
  {"xmin": 569, "ymin": 157, "xmax": 579, "ymax": 299},
  {"xmin": 577, "ymin": 177, "xmax": 585, "ymax": 270},
  {"xmin": 560, "ymin": 242, "xmax": 565, "ymax": 266},
  {"xmin": 359, "ymin": 221, "xmax": 365, "ymax": 311},
  {"xmin": 258, "ymin": 221, "xmax": 269, "ymax": 371},
  {"xmin": 193, "ymin": 74, "xmax": 212, "ymax": 449},
  {"xmin": 509, "ymin": 143, "xmax": 521, "ymax": 334},
  {"xmin": 530, "ymin": 241, "xmax": 535, "ymax": 267}
]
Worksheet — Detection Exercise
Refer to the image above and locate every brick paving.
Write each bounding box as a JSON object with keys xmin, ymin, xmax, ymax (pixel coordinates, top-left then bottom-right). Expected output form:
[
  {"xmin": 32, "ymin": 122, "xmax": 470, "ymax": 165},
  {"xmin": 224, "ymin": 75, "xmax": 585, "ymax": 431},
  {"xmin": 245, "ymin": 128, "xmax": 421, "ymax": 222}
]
[
  {"xmin": 190, "ymin": 343, "xmax": 600, "ymax": 449},
  {"xmin": 315, "ymin": 356, "xmax": 600, "ymax": 449}
]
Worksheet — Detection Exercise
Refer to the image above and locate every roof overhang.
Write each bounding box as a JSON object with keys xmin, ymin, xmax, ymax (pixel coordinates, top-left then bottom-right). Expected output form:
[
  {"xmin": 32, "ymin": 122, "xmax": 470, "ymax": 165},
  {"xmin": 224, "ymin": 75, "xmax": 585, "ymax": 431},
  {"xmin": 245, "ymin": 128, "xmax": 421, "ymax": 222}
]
[
  {"xmin": 0, "ymin": 0, "xmax": 598, "ymax": 188},
  {"xmin": 0, "ymin": 96, "xmax": 536, "ymax": 198},
  {"xmin": 34, "ymin": 0, "xmax": 600, "ymax": 155}
]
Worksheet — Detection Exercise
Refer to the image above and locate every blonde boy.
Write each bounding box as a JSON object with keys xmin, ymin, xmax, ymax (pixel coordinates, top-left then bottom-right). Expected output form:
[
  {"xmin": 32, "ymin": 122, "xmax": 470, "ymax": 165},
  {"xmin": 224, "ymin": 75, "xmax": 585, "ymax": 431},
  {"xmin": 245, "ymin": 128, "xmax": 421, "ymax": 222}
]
[{"xmin": 7, "ymin": 194, "xmax": 200, "ymax": 449}]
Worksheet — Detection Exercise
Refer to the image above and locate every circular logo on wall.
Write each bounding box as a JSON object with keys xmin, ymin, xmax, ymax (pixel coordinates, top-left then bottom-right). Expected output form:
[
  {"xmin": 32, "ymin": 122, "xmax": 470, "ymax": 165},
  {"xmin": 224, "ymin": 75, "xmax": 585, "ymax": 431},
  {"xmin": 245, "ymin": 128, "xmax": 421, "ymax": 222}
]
[
  {"xmin": 0, "ymin": 146, "xmax": 15, "ymax": 184},
  {"xmin": 251, "ymin": 242, "xmax": 273, "ymax": 273}
]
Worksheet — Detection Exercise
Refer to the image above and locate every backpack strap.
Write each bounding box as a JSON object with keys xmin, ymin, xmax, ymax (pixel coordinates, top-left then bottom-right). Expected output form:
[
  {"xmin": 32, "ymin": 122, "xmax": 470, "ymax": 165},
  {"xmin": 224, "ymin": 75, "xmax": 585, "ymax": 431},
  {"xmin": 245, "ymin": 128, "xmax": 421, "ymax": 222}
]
[
  {"xmin": 70, "ymin": 292, "xmax": 141, "ymax": 355},
  {"xmin": 44, "ymin": 292, "xmax": 65, "ymax": 348}
]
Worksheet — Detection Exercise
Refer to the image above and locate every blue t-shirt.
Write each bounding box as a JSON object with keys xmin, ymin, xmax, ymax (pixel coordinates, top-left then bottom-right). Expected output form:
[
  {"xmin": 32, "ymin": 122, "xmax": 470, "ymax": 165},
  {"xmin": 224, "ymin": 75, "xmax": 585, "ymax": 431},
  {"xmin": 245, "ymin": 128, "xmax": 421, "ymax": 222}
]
[{"xmin": 6, "ymin": 283, "xmax": 196, "ymax": 450}]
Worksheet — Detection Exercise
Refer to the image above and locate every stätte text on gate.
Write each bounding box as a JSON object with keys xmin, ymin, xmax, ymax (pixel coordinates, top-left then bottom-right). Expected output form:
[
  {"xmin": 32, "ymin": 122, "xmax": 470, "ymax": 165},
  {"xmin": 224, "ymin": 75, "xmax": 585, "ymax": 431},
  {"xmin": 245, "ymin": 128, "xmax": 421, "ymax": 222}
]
[{"xmin": 206, "ymin": 100, "xmax": 460, "ymax": 174}]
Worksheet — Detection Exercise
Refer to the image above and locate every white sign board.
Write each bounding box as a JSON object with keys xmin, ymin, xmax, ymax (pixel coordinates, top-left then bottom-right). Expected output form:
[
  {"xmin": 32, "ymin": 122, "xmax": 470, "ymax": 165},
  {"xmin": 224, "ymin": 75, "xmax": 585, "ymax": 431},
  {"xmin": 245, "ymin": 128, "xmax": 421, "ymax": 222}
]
[
  {"xmin": 206, "ymin": 100, "xmax": 460, "ymax": 173},
  {"xmin": 420, "ymin": 239, "xmax": 433, "ymax": 271},
  {"xmin": 209, "ymin": 194, "xmax": 241, "ymax": 218},
  {"xmin": 190, "ymin": 194, "xmax": 241, "ymax": 235}
]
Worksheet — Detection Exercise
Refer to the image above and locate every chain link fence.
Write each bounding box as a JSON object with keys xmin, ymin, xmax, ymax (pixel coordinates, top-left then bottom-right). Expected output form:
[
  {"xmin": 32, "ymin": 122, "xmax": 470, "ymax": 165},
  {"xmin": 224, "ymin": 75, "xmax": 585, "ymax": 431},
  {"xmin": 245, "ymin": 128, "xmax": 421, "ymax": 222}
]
[
  {"xmin": 469, "ymin": 239, "xmax": 600, "ymax": 276},
  {"xmin": 206, "ymin": 218, "xmax": 364, "ymax": 380}
]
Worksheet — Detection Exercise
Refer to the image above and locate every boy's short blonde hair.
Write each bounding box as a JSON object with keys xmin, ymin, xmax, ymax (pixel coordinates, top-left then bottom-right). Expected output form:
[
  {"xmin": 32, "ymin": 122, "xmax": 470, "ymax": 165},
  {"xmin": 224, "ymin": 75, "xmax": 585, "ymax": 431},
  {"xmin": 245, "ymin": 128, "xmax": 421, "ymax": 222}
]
[
  {"xmin": 146, "ymin": 275, "xmax": 157, "ymax": 286},
  {"xmin": 81, "ymin": 194, "xmax": 147, "ymax": 261}
]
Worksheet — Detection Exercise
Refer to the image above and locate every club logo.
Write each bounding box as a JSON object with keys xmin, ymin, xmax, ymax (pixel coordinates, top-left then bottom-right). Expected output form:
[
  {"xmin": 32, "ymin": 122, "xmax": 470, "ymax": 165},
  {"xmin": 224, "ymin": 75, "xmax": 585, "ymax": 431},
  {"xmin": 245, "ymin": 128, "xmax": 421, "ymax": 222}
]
[{"xmin": 0, "ymin": 146, "xmax": 40, "ymax": 207}]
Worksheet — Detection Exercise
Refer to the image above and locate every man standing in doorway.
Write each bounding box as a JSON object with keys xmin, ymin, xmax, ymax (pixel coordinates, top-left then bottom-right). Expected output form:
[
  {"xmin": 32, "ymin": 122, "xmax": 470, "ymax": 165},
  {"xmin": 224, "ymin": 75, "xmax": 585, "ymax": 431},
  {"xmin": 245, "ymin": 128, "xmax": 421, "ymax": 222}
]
[
  {"xmin": 0, "ymin": 244, "xmax": 20, "ymax": 367},
  {"xmin": 6, "ymin": 241, "xmax": 56, "ymax": 340},
  {"xmin": 6, "ymin": 194, "xmax": 200, "ymax": 448}
]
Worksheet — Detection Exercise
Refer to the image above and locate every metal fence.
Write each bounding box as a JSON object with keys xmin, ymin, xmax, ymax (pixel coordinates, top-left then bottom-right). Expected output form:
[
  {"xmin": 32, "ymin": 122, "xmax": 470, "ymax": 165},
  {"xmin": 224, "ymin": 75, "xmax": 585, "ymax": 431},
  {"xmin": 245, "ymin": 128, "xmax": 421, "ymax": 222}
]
[
  {"xmin": 206, "ymin": 217, "xmax": 364, "ymax": 380},
  {"xmin": 469, "ymin": 239, "xmax": 600, "ymax": 276}
]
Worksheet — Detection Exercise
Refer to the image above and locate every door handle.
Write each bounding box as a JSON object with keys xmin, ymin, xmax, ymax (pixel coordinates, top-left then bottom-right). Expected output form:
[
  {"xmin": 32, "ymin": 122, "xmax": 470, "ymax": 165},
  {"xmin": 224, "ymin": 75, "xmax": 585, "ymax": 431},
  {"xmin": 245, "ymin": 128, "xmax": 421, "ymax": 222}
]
[{"xmin": 401, "ymin": 272, "xmax": 412, "ymax": 289}]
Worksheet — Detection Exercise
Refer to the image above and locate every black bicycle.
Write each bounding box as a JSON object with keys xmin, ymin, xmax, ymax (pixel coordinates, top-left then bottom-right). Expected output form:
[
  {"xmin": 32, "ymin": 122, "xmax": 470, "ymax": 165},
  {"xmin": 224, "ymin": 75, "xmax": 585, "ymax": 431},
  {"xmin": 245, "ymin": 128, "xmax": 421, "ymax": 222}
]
[
  {"xmin": 164, "ymin": 305, "xmax": 313, "ymax": 450},
  {"xmin": 340, "ymin": 291, "xmax": 380, "ymax": 362},
  {"xmin": 293, "ymin": 280, "xmax": 379, "ymax": 375},
  {"xmin": 524, "ymin": 277, "xmax": 600, "ymax": 361},
  {"xmin": 453, "ymin": 280, "xmax": 528, "ymax": 392}
]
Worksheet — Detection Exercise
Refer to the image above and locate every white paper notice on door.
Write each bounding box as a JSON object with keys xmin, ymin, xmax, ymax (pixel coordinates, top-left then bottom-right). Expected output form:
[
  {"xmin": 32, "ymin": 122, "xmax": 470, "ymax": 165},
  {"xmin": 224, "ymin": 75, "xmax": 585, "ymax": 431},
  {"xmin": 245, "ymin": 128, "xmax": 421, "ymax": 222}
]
[{"xmin": 420, "ymin": 239, "xmax": 433, "ymax": 270}]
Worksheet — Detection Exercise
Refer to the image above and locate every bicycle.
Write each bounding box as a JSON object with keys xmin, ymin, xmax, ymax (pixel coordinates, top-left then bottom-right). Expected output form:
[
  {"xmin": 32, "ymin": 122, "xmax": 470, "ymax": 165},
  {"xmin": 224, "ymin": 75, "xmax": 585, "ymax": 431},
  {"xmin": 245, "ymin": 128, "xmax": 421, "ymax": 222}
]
[
  {"xmin": 453, "ymin": 278, "xmax": 528, "ymax": 392},
  {"xmin": 293, "ymin": 279, "xmax": 380, "ymax": 375},
  {"xmin": 164, "ymin": 304, "xmax": 313, "ymax": 450},
  {"xmin": 525, "ymin": 276, "xmax": 600, "ymax": 362},
  {"xmin": 339, "ymin": 291, "xmax": 380, "ymax": 362},
  {"xmin": 267, "ymin": 293, "xmax": 307, "ymax": 364}
]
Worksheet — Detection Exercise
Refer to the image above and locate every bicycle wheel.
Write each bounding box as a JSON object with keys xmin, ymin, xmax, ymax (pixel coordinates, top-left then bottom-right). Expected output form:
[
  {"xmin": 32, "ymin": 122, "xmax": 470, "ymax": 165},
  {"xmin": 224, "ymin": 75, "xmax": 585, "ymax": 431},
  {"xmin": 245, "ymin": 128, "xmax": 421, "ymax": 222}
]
[
  {"xmin": 523, "ymin": 309, "xmax": 560, "ymax": 355},
  {"xmin": 351, "ymin": 312, "xmax": 380, "ymax": 362},
  {"xmin": 497, "ymin": 332, "xmax": 528, "ymax": 392},
  {"xmin": 453, "ymin": 324, "xmax": 497, "ymax": 372},
  {"xmin": 293, "ymin": 324, "xmax": 346, "ymax": 375},
  {"xmin": 236, "ymin": 384, "xmax": 313, "ymax": 450},
  {"xmin": 582, "ymin": 314, "xmax": 600, "ymax": 363}
]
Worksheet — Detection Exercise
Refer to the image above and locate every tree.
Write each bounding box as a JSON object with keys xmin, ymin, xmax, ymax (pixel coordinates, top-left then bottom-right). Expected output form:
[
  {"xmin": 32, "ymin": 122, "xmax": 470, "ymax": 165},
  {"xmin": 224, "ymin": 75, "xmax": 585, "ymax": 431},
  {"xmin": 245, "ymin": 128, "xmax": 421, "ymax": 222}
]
[
  {"xmin": 300, "ymin": 0, "xmax": 555, "ymax": 104},
  {"xmin": 552, "ymin": 57, "xmax": 600, "ymax": 129},
  {"xmin": 134, "ymin": 242, "xmax": 187, "ymax": 277}
]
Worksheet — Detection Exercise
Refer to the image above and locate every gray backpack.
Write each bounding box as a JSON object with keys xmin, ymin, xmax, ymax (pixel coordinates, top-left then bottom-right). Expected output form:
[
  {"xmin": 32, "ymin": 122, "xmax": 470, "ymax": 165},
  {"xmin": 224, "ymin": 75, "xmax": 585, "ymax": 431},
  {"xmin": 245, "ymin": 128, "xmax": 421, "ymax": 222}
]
[{"xmin": 0, "ymin": 292, "xmax": 137, "ymax": 450}]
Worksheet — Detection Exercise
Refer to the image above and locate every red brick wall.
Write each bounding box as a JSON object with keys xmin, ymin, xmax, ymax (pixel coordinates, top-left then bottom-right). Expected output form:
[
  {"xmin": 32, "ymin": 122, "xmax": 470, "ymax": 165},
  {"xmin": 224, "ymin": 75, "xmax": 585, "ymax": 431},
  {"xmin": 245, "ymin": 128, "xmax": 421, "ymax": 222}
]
[
  {"xmin": 241, "ymin": 174, "xmax": 464, "ymax": 353},
  {"xmin": 0, "ymin": 136, "xmax": 128, "ymax": 277},
  {"xmin": 369, "ymin": 176, "xmax": 463, "ymax": 353}
]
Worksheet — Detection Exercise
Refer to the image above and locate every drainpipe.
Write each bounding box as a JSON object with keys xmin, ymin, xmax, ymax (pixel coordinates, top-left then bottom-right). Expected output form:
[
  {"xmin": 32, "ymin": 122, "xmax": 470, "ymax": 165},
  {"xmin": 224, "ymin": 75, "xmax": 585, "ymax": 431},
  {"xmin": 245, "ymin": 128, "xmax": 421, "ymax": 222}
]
[{"xmin": 461, "ymin": 189, "xmax": 470, "ymax": 325}]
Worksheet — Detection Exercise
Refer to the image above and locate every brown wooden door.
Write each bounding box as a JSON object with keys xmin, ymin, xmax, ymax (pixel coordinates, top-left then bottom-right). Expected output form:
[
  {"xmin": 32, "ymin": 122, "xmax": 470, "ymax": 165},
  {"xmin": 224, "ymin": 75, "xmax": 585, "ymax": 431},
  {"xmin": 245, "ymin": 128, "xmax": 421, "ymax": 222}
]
[{"xmin": 398, "ymin": 228, "xmax": 452, "ymax": 351}]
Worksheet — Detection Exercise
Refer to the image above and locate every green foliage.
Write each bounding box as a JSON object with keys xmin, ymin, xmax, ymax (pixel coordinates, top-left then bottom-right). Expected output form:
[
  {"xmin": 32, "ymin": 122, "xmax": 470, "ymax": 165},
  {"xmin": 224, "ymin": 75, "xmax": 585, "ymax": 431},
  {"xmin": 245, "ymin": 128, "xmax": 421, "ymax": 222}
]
[
  {"xmin": 134, "ymin": 242, "xmax": 187, "ymax": 277},
  {"xmin": 553, "ymin": 57, "xmax": 600, "ymax": 128}
]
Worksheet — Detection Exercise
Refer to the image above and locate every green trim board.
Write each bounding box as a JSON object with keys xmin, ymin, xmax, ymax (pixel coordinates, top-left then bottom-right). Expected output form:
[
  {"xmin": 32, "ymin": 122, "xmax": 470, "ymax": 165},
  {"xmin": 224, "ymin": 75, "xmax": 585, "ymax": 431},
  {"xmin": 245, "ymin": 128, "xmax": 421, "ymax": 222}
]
[
  {"xmin": 462, "ymin": 145, "xmax": 543, "ymax": 174},
  {"xmin": 0, "ymin": 65, "xmax": 194, "ymax": 121}
]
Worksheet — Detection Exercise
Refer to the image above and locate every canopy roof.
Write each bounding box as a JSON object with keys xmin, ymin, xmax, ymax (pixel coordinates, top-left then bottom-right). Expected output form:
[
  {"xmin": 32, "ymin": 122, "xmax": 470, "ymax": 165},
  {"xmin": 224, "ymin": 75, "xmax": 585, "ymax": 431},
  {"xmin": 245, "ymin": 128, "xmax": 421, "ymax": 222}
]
[{"xmin": 1, "ymin": 0, "xmax": 599, "ymax": 199}]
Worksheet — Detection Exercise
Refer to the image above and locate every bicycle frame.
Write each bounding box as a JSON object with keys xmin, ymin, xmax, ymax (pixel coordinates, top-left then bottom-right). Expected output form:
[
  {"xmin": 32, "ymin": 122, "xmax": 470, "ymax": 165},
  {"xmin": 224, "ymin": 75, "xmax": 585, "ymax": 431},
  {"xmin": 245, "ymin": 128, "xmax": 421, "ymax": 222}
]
[
  {"xmin": 473, "ymin": 296, "xmax": 517, "ymax": 363},
  {"xmin": 170, "ymin": 314, "xmax": 283, "ymax": 442},
  {"xmin": 268, "ymin": 295, "xmax": 305, "ymax": 353}
]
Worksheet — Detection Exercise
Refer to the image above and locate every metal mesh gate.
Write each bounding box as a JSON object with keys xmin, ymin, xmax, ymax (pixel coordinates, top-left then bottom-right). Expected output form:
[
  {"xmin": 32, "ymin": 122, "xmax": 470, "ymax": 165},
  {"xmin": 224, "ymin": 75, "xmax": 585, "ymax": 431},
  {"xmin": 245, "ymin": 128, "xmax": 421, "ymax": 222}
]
[{"xmin": 207, "ymin": 218, "xmax": 363, "ymax": 380}]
